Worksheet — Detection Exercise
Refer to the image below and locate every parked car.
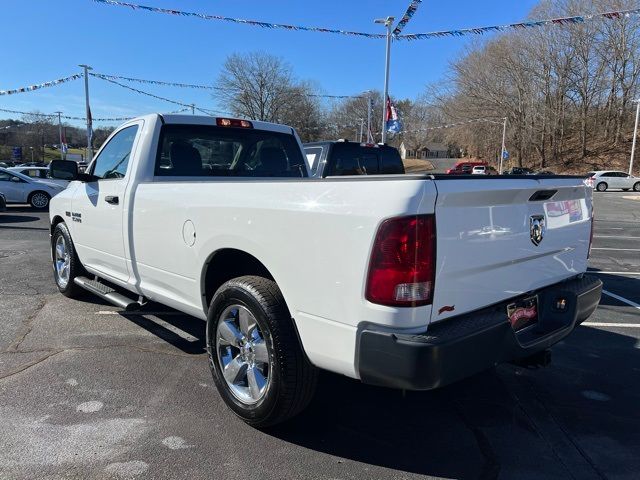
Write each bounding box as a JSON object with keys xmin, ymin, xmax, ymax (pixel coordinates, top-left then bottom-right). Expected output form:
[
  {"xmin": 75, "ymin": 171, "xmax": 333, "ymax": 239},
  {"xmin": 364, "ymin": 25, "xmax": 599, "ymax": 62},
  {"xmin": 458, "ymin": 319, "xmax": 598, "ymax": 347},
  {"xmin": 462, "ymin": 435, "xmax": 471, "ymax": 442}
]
[
  {"xmin": 0, "ymin": 192, "xmax": 6, "ymax": 212},
  {"xmin": 303, "ymin": 140, "xmax": 404, "ymax": 177},
  {"xmin": 587, "ymin": 171, "xmax": 640, "ymax": 192},
  {"xmin": 48, "ymin": 113, "xmax": 601, "ymax": 427},
  {"xmin": 446, "ymin": 161, "xmax": 487, "ymax": 175},
  {"xmin": 505, "ymin": 167, "xmax": 536, "ymax": 175},
  {"xmin": 471, "ymin": 165, "xmax": 489, "ymax": 175},
  {"xmin": 8, "ymin": 166, "xmax": 70, "ymax": 188},
  {"xmin": 0, "ymin": 167, "xmax": 65, "ymax": 208},
  {"xmin": 536, "ymin": 170, "xmax": 555, "ymax": 175}
]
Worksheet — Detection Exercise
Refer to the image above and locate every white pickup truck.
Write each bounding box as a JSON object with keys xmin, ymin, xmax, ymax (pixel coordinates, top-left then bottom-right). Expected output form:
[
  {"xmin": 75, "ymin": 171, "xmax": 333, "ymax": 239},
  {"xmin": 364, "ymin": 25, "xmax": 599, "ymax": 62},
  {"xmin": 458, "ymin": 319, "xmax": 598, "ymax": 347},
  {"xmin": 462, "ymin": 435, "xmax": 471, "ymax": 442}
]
[{"xmin": 49, "ymin": 114, "xmax": 602, "ymax": 427}]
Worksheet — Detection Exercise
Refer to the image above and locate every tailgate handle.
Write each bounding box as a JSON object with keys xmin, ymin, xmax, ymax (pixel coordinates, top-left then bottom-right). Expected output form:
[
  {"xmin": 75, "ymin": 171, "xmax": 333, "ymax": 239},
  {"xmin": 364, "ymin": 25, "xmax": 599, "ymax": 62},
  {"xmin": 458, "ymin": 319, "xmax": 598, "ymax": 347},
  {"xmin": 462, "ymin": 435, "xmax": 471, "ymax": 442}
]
[{"xmin": 529, "ymin": 190, "xmax": 557, "ymax": 202}]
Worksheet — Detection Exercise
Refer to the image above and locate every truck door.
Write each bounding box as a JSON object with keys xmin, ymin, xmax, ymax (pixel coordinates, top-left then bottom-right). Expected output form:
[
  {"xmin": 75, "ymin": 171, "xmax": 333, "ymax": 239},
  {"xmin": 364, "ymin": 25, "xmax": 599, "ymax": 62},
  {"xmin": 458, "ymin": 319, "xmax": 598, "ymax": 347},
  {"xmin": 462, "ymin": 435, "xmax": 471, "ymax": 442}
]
[{"xmin": 70, "ymin": 124, "xmax": 140, "ymax": 284}]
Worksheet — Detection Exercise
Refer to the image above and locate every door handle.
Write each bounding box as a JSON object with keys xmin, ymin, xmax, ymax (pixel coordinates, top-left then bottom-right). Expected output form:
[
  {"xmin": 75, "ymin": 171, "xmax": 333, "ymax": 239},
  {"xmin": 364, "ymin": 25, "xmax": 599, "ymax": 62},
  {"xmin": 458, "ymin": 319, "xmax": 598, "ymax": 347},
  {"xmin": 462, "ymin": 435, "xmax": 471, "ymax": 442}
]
[{"xmin": 105, "ymin": 195, "xmax": 119, "ymax": 205}]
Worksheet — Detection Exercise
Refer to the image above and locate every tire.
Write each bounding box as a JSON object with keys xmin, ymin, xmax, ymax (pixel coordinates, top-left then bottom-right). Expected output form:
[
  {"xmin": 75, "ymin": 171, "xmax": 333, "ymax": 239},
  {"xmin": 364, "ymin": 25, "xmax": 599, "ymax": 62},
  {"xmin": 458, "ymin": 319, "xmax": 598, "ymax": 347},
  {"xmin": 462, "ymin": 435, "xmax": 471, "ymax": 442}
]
[
  {"xmin": 51, "ymin": 222, "xmax": 85, "ymax": 298},
  {"xmin": 596, "ymin": 182, "xmax": 608, "ymax": 192},
  {"xmin": 634, "ymin": 182, "xmax": 640, "ymax": 192},
  {"xmin": 206, "ymin": 275, "xmax": 318, "ymax": 428},
  {"xmin": 29, "ymin": 191, "xmax": 50, "ymax": 209}
]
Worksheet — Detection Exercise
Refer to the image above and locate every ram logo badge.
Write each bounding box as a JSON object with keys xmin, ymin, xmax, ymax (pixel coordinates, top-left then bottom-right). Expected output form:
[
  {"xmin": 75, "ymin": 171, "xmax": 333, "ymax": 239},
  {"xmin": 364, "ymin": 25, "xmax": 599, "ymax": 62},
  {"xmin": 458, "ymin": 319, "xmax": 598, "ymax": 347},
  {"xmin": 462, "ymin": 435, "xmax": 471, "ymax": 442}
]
[{"xmin": 530, "ymin": 215, "xmax": 546, "ymax": 246}]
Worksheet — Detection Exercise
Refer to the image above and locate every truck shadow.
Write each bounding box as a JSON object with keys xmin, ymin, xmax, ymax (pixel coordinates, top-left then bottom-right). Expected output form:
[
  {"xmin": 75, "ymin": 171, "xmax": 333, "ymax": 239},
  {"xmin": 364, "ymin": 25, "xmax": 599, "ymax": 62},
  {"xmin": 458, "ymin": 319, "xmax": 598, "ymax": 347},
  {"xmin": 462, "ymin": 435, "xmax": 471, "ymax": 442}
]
[
  {"xmin": 109, "ymin": 295, "xmax": 639, "ymax": 478},
  {"xmin": 265, "ymin": 325, "xmax": 639, "ymax": 479}
]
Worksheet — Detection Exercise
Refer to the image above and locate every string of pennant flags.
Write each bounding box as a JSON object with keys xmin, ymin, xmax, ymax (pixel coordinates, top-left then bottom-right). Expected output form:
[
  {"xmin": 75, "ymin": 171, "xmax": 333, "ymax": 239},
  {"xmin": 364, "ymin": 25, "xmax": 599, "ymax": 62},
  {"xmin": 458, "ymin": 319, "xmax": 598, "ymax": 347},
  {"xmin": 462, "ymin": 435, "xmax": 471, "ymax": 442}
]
[
  {"xmin": 91, "ymin": 72, "xmax": 363, "ymax": 99},
  {"xmin": 0, "ymin": 74, "xmax": 82, "ymax": 96},
  {"xmin": 0, "ymin": 107, "xmax": 190, "ymax": 123},
  {"xmin": 92, "ymin": 0, "xmax": 386, "ymax": 39},
  {"xmin": 398, "ymin": 8, "xmax": 640, "ymax": 40},
  {"xmin": 89, "ymin": 0, "xmax": 640, "ymax": 41},
  {"xmin": 393, "ymin": 0, "xmax": 423, "ymax": 35},
  {"xmin": 400, "ymin": 118, "xmax": 506, "ymax": 135}
]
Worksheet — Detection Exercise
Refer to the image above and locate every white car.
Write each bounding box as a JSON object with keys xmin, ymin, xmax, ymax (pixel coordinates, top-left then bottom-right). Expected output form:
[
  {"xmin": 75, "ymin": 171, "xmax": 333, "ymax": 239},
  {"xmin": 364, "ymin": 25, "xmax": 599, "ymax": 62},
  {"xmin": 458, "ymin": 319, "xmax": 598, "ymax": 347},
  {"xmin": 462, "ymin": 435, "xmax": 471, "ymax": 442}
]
[
  {"xmin": 472, "ymin": 166, "xmax": 487, "ymax": 175},
  {"xmin": 47, "ymin": 114, "xmax": 601, "ymax": 427},
  {"xmin": 0, "ymin": 167, "xmax": 65, "ymax": 209},
  {"xmin": 587, "ymin": 171, "xmax": 640, "ymax": 192},
  {"xmin": 8, "ymin": 166, "xmax": 70, "ymax": 188}
]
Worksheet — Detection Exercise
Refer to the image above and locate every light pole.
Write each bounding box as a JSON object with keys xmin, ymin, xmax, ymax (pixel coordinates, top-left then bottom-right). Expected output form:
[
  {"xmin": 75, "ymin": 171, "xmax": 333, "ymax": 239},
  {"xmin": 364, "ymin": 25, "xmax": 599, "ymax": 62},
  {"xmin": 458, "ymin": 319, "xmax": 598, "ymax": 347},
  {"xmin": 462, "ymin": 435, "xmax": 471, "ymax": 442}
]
[
  {"xmin": 629, "ymin": 100, "xmax": 640, "ymax": 176},
  {"xmin": 499, "ymin": 117, "xmax": 507, "ymax": 174},
  {"xmin": 365, "ymin": 90, "xmax": 373, "ymax": 143},
  {"xmin": 29, "ymin": 147, "xmax": 34, "ymax": 162},
  {"xmin": 54, "ymin": 112, "xmax": 64, "ymax": 160},
  {"xmin": 375, "ymin": 16, "xmax": 394, "ymax": 144},
  {"xmin": 79, "ymin": 64, "xmax": 93, "ymax": 162}
]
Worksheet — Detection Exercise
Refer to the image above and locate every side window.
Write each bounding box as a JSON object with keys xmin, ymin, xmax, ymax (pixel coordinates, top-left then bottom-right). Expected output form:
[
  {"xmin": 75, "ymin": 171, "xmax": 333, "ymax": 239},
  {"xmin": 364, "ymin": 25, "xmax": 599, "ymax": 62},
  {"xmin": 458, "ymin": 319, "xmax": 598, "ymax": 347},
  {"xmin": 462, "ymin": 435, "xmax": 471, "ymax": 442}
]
[
  {"xmin": 0, "ymin": 172, "xmax": 12, "ymax": 182},
  {"xmin": 304, "ymin": 147, "xmax": 323, "ymax": 173},
  {"xmin": 380, "ymin": 149, "xmax": 405, "ymax": 174},
  {"xmin": 92, "ymin": 125, "xmax": 139, "ymax": 180}
]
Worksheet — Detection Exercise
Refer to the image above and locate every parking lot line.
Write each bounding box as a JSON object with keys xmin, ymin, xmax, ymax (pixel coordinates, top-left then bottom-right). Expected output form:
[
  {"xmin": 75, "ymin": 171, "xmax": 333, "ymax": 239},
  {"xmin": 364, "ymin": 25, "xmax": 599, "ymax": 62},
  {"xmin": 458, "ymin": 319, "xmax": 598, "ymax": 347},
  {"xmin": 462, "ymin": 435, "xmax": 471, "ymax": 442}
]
[
  {"xmin": 593, "ymin": 235, "xmax": 640, "ymax": 239},
  {"xmin": 602, "ymin": 289, "xmax": 640, "ymax": 310},
  {"xmin": 582, "ymin": 322, "xmax": 640, "ymax": 328},
  {"xmin": 591, "ymin": 247, "xmax": 640, "ymax": 252},
  {"xmin": 588, "ymin": 271, "xmax": 640, "ymax": 276}
]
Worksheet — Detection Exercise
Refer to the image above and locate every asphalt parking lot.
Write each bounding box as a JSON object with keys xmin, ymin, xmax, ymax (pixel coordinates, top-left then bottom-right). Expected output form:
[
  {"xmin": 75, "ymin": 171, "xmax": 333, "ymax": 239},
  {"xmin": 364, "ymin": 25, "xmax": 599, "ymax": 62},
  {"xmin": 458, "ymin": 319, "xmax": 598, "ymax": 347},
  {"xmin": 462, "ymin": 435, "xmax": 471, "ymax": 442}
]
[{"xmin": 0, "ymin": 193, "xmax": 638, "ymax": 480}]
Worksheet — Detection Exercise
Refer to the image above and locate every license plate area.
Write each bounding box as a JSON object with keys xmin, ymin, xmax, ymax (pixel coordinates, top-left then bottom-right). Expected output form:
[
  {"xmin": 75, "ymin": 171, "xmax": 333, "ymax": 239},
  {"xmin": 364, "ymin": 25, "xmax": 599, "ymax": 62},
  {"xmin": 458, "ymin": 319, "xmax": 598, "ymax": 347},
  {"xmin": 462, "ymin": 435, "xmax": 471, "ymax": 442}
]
[{"xmin": 507, "ymin": 295, "xmax": 538, "ymax": 331}]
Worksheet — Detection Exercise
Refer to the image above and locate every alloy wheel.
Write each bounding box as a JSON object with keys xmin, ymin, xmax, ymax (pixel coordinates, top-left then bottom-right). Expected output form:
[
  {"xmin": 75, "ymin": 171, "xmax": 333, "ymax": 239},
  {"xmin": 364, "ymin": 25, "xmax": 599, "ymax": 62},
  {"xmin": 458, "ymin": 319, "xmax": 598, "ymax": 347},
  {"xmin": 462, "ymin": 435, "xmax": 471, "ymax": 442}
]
[
  {"xmin": 54, "ymin": 235, "xmax": 70, "ymax": 288},
  {"xmin": 216, "ymin": 304, "xmax": 271, "ymax": 404}
]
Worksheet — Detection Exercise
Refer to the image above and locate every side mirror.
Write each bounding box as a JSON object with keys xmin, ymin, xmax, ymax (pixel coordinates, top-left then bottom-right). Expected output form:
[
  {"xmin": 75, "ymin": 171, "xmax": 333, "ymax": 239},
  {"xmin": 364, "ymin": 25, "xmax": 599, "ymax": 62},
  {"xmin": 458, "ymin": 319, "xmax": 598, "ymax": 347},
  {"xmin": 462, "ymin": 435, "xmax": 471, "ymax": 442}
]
[
  {"xmin": 50, "ymin": 160, "xmax": 79, "ymax": 181},
  {"xmin": 10, "ymin": 176, "xmax": 21, "ymax": 183}
]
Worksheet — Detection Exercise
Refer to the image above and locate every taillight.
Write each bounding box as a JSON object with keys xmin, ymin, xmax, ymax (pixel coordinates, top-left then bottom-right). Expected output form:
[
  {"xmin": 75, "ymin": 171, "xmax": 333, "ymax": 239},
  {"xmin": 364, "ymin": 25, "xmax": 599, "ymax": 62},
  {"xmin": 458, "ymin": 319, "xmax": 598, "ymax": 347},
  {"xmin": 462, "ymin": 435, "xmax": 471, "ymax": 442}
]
[
  {"xmin": 216, "ymin": 118, "xmax": 253, "ymax": 128},
  {"xmin": 366, "ymin": 215, "xmax": 436, "ymax": 307}
]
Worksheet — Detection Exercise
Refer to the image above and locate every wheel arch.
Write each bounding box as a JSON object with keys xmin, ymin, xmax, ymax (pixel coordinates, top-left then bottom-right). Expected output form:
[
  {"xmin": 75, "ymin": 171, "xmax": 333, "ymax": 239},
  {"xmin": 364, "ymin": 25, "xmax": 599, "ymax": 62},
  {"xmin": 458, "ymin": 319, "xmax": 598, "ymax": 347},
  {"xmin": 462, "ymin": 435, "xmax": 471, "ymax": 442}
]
[
  {"xmin": 50, "ymin": 215, "xmax": 66, "ymax": 235},
  {"xmin": 201, "ymin": 248, "xmax": 276, "ymax": 313}
]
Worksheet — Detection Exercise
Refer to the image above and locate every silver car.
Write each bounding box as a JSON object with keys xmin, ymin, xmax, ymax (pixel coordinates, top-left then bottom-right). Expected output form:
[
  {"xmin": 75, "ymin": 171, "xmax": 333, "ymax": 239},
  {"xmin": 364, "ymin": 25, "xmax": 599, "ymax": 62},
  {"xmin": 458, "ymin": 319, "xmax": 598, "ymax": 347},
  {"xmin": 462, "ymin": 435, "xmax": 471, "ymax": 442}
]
[
  {"xmin": 0, "ymin": 167, "xmax": 65, "ymax": 209},
  {"xmin": 588, "ymin": 171, "xmax": 640, "ymax": 192},
  {"xmin": 8, "ymin": 166, "xmax": 70, "ymax": 188}
]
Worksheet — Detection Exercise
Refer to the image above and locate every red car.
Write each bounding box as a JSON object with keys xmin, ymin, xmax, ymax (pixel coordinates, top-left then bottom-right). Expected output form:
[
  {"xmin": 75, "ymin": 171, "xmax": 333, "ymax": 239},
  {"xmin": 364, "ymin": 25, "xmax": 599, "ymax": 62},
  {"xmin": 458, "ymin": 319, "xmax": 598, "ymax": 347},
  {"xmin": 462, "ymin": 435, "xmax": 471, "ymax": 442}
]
[{"xmin": 446, "ymin": 161, "xmax": 488, "ymax": 175}]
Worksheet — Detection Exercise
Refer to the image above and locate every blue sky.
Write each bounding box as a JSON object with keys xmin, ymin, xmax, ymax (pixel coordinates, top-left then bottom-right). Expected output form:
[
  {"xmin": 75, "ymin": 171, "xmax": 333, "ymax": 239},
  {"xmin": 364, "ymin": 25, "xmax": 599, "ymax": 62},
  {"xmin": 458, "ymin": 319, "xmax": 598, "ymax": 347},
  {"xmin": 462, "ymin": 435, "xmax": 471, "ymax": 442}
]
[{"xmin": 1, "ymin": 0, "xmax": 539, "ymax": 126}]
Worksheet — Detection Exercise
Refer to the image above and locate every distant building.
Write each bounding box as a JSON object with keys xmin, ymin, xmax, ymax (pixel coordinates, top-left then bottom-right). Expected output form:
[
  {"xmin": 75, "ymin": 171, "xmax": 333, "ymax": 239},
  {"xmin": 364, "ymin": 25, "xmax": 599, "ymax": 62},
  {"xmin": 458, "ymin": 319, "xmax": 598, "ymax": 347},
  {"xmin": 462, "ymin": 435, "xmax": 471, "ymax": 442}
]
[{"xmin": 399, "ymin": 142, "xmax": 450, "ymax": 160}]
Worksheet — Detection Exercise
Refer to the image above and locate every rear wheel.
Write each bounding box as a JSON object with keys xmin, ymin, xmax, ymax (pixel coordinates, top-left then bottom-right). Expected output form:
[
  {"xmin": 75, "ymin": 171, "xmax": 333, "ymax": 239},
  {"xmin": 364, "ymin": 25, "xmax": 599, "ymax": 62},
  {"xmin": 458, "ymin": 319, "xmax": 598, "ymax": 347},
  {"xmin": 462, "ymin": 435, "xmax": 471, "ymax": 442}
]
[
  {"xmin": 52, "ymin": 223, "xmax": 84, "ymax": 298},
  {"xmin": 634, "ymin": 182, "xmax": 640, "ymax": 192},
  {"xmin": 29, "ymin": 191, "xmax": 50, "ymax": 209},
  {"xmin": 596, "ymin": 182, "xmax": 608, "ymax": 192},
  {"xmin": 206, "ymin": 275, "xmax": 317, "ymax": 428}
]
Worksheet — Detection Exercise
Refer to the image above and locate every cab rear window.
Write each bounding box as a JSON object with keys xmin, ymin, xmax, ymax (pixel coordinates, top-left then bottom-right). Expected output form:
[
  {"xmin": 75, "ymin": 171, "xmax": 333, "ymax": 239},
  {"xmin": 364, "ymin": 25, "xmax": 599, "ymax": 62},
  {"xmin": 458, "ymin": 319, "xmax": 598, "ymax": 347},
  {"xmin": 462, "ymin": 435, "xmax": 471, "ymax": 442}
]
[
  {"xmin": 327, "ymin": 144, "xmax": 404, "ymax": 176},
  {"xmin": 155, "ymin": 125, "xmax": 307, "ymax": 178}
]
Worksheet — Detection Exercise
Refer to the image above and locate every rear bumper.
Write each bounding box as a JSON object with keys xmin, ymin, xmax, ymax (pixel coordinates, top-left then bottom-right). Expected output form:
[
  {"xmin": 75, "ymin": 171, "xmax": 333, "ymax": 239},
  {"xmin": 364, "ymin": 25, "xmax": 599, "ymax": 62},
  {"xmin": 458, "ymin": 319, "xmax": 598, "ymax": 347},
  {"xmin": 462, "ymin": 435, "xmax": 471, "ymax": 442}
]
[{"xmin": 357, "ymin": 275, "xmax": 602, "ymax": 390}]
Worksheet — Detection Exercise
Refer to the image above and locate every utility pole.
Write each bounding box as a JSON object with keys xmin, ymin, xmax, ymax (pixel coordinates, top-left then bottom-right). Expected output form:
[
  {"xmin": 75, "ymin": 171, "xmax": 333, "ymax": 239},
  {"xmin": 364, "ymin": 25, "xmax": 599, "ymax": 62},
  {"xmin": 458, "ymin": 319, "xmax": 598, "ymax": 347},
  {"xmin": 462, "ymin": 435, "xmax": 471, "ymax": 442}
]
[
  {"xmin": 54, "ymin": 112, "xmax": 63, "ymax": 160},
  {"xmin": 191, "ymin": 104, "xmax": 195, "ymax": 115},
  {"xmin": 366, "ymin": 91, "xmax": 373, "ymax": 143},
  {"xmin": 79, "ymin": 64, "xmax": 93, "ymax": 161},
  {"xmin": 375, "ymin": 16, "xmax": 394, "ymax": 144},
  {"xmin": 629, "ymin": 100, "xmax": 640, "ymax": 176},
  {"xmin": 499, "ymin": 117, "xmax": 507, "ymax": 174},
  {"xmin": 359, "ymin": 119, "xmax": 364, "ymax": 143}
]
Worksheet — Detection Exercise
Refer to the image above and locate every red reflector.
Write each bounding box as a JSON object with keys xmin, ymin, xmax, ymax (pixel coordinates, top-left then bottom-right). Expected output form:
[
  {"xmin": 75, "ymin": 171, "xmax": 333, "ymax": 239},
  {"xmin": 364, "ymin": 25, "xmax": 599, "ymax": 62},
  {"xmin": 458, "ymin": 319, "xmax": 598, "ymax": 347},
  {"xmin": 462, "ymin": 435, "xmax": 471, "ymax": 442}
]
[
  {"xmin": 366, "ymin": 215, "xmax": 436, "ymax": 307},
  {"xmin": 216, "ymin": 118, "xmax": 253, "ymax": 128}
]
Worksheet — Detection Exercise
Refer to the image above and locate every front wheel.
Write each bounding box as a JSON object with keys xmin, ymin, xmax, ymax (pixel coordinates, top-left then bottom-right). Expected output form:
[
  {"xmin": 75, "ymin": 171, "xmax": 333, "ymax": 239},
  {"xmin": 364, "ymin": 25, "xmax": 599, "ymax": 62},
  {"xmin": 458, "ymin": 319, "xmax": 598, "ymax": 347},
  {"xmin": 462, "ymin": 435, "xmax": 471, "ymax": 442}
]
[
  {"xmin": 596, "ymin": 182, "xmax": 608, "ymax": 192},
  {"xmin": 52, "ymin": 222, "xmax": 84, "ymax": 298},
  {"xmin": 634, "ymin": 182, "xmax": 640, "ymax": 192},
  {"xmin": 206, "ymin": 276, "xmax": 318, "ymax": 428},
  {"xmin": 29, "ymin": 191, "xmax": 50, "ymax": 209}
]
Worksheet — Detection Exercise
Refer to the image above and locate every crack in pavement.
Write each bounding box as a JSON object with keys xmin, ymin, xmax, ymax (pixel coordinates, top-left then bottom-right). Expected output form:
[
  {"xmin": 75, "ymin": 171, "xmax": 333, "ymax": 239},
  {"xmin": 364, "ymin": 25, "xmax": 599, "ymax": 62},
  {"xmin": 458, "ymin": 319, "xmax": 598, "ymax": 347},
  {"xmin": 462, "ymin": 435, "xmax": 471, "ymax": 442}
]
[
  {"xmin": 5, "ymin": 297, "xmax": 47, "ymax": 353},
  {"xmin": 0, "ymin": 349, "xmax": 64, "ymax": 381},
  {"xmin": 0, "ymin": 344, "xmax": 202, "ymax": 383},
  {"xmin": 506, "ymin": 371, "xmax": 606, "ymax": 480}
]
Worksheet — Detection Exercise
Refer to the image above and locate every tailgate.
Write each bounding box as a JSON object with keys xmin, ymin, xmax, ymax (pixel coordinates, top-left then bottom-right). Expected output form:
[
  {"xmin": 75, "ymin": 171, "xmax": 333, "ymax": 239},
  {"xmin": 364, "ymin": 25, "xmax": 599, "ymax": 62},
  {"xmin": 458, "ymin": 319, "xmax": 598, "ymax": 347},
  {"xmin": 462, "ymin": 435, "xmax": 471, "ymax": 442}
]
[{"xmin": 430, "ymin": 177, "xmax": 592, "ymax": 323}]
